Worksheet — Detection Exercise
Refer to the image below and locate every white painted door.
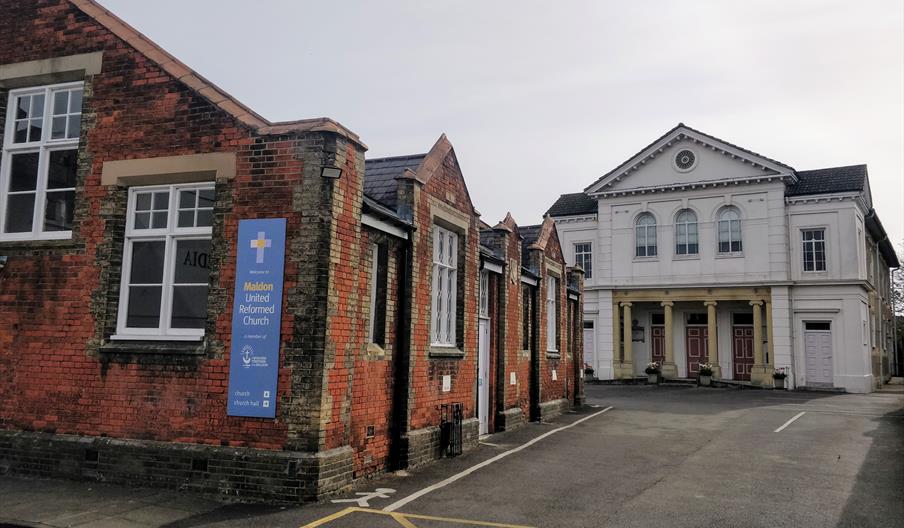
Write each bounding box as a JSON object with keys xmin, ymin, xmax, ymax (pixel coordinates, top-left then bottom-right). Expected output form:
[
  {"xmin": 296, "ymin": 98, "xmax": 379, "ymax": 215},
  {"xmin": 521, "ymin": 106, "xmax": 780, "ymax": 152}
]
[
  {"xmin": 583, "ymin": 325, "xmax": 595, "ymax": 377},
  {"xmin": 478, "ymin": 318, "xmax": 490, "ymax": 435},
  {"xmin": 804, "ymin": 324, "xmax": 833, "ymax": 385}
]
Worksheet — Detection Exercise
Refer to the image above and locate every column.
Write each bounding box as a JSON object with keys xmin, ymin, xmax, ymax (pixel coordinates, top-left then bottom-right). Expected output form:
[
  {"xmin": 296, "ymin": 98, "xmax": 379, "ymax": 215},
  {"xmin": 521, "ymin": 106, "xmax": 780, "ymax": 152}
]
[
  {"xmin": 750, "ymin": 300, "xmax": 771, "ymax": 386},
  {"xmin": 622, "ymin": 302, "xmax": 634, "ymax": 377},
  {"xmin": 704, "ymin": 300, "xmax": 721, "ymax": 379},
  {"xmin": 661, "ymin": 301, "xmax": 678, "ymax": 379},
  {"xmin": 765, "ymin": 300, "xmax": 774, "ymax": 368},
  {"xmin": 612, "ymin": 301, "xmax": 623, "ymax": 379}
]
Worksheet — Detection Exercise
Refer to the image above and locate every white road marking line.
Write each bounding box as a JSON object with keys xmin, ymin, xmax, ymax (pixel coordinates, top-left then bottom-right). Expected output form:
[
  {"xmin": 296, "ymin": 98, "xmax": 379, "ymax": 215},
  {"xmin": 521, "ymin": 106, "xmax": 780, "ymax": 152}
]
[
  {"xmin": 774, "ymin": 411, "xmax": 806, "ymax": 433},
  {"xmin": 383, "ymin": 406, "xmax": 614, "ymax": 512}
]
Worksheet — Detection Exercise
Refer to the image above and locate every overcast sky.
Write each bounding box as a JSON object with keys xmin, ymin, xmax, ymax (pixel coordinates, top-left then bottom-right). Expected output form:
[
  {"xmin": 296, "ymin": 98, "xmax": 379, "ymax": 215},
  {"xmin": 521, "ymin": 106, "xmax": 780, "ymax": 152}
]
[{"xmin": 102, "ymin": 0, "xmax": 904, "ymax": 247}]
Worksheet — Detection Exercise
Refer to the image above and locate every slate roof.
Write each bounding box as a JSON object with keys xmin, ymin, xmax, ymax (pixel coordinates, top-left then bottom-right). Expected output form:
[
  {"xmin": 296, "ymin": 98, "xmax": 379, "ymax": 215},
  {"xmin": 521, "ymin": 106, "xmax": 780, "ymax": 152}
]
[
  {"xmin": 520, "ymin": 225, "xmax": 541, "ymax": 251},
  {"xmin": 363, "ymin": 154, "xmax": 426, "ymax": 209},
  {"xmin": 546, "ymin": 192, "xmax": 597, "ymax": 217},
  {"xmin": 787, "ymin": 164, "xmax": 867, "ymax": 197}
]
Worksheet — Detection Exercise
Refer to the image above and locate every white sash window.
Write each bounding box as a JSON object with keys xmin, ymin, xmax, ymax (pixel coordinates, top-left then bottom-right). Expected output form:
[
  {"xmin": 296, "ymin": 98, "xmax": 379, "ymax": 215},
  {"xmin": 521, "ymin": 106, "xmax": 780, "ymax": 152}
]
[
  {"xmin": 113, "ymin": 183, "xmax": 214, "ymax": 340},
  {"xmin": 431, "ymin": 225, "xmax": 458, "ymax": 346},
  {"xmin": 546, "ymin": 275, "xmax": 558, "ymax": 352},
  {"xmin": 1, "ymin": 82, "xmax": 83, "ymax": 240}
]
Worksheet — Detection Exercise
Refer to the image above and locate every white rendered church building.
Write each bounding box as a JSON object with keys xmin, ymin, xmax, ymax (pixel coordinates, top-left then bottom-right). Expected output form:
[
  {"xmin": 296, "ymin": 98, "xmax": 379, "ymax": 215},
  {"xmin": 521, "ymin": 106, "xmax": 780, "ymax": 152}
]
[{"xmin": 549, "ymin": 124, "xmax": 898, "ymax": 393}]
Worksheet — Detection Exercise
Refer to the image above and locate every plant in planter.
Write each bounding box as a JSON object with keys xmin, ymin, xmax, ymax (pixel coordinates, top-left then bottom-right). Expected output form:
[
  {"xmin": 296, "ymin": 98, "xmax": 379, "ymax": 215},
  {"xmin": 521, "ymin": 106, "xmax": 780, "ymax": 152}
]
[
  {"xmin": 645, "ymin": 361, "xmax": 661, "ymax": 384},
  {"xmin": 772, "ymin": 367, "xmax": 788, "ymax": 390},
  {"xmin": 698, "ymin": 363, "xmax": 714, "ymax": 386},
  {"xmin": 584, "ymin": 363, "xmax": 595, "ymax": 379}
]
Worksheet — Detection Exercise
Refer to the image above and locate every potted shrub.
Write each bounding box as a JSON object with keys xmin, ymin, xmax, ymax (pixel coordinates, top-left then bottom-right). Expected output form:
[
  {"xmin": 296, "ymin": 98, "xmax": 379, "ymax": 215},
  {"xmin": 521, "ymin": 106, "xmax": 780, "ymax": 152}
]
[
  {"xmin": 773, "ymin": 368, "xmax": 787, "ymax": 390},
  {"xmin": 584, "ymin": 363, "xmax": 595, "ymax": 379},
  {"xmin": 645, "ymin": 361, "xmax": 661, "ymax": 384},
  {"xmin": 698, "ymin": 363, "xmax": 714, "ymax": 386}
]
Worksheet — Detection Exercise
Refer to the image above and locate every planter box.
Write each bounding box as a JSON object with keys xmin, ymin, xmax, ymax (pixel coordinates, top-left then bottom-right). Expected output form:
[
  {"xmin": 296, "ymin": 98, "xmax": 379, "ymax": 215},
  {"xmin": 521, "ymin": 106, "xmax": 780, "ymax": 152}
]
[
  {"xmin": 699, "ymin": 375, "xmax": 712, "ymax": 387},
  {"xmin": 773, "ymin": 377, "xmax": 785, "ymax": 390},
  {"xmin": 647, "ymin": 373, "xmax": 659, "ymax": 385}
]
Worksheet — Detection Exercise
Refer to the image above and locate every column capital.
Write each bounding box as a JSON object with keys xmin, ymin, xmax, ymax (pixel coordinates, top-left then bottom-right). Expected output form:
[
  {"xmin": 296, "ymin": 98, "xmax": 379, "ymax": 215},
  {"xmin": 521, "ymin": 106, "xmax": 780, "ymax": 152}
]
[
  {"xmin": 750, "ymin": 300, "xmax": 764, "ymax": 307},
  {"xmin": 620, "ymin": 301, "xmax": 633, "ymax": 308},
  {"xmin": 703, "ymin": 300, "xmax": 718, "ymax": 307},
  {"xmin": 660, "ymin": 300, "xmax": 674, "ymax": 307}
]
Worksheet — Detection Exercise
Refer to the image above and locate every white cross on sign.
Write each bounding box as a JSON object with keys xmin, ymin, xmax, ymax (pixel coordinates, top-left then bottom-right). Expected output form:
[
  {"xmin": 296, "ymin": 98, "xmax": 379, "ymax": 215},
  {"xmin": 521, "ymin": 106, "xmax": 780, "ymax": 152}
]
[
  {"xmin": 331, "ymin": 488, "xmax": 396, "ymax": 507},
  {"xmin": 250, "ymin": 231, "xmax": 272, "ymax": 264}
]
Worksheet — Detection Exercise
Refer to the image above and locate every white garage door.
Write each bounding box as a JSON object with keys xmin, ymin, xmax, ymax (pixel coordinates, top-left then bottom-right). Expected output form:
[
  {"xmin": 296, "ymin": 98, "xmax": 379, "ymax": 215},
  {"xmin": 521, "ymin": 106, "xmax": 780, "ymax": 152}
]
[{"xmin": 804, "ymin": 321, "xmax": 833, "ymax": 385}]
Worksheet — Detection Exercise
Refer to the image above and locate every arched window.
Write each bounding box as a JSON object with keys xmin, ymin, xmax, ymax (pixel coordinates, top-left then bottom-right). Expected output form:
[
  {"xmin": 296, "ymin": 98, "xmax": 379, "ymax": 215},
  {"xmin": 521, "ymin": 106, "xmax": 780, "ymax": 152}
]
[
  {"xmin": 717, "ymin": 207, "xmax": 742, "ymax": 253},
  {"xmin": 675, "ymin": 209, "xmax": 698, "ymax": 255},
  {"xmin": 635, "ymin": 213, "xmax": 657, "ymax": 257}
]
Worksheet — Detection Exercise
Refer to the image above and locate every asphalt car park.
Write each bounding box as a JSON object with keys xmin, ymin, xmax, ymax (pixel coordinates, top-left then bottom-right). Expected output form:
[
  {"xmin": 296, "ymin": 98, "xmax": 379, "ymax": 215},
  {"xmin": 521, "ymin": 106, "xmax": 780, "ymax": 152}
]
[{"xmin": 2, "ymin": 384, "xmax": 902, "ymax": 528}]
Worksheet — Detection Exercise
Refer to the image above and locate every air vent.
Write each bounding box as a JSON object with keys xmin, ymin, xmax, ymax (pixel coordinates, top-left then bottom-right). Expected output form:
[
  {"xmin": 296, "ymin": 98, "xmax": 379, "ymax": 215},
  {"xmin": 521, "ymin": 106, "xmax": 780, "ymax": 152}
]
[{"xmin": 675, "ymin": 149, "xmax": 697, "ymax": 171}]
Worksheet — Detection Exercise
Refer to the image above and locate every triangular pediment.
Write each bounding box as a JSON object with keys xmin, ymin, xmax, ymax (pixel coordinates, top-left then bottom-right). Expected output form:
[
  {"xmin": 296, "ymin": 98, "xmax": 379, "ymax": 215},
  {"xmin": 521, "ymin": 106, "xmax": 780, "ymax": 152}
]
[{"xmin": 585, "ymin": 124, "xmax": 796, "ymax": 195}]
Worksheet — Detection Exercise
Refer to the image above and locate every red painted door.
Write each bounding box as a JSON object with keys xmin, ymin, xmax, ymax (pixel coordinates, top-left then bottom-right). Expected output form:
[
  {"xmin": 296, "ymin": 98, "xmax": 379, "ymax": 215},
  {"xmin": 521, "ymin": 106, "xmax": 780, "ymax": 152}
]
[
  {"xmin": 733, "ymin": 326, "xmax": 754, "ymax": 381},
  {"xmin": 685, "ymin": 327, "xmax": 708, "ymax": 377},
  {"xmin": 651, "ymin": 326, "xmax": 665, "ymax": 366}
]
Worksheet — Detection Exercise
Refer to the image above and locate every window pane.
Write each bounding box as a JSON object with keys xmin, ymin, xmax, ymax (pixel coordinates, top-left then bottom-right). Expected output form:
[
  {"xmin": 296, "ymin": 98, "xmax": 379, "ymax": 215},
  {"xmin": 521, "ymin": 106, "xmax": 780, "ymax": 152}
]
[
  {"xmin": 69, "ymin": 89, "xmax": 82, "ymax": 113},
  {"xmin": 126, "ymin": 285, "xmax": 162, "ymax": 328},
  {"xmin": 136, "ymin": 193, "xmax": 152, "ymax": 211},
  {"xmin": 47, "ymin": 150, "xmax": 78, "ymax": 189},
  {"xmin": 179, "ymin": 190, "xmax": 196, "ymax": 208},
  {"xmin": 29, "ymin": 118, "xmax": 43, "ymax": 141},
  {"xmin": 53, "ymin": 91, "xmax": 68, "ymax": 115},
  {"xmin": 31, "ymin": 94, "xmax": 45, "ymax": 117},
  {"xmin": 178, "ymin": 210, "xmax": 194, "ymax": 228},
  {"xmin": 134, "ymin": 212, "xmax": 150, "ymax": 230},
  {"xmin": 129, "ymin": 241, "xmax": 165, "ymax": 284},
  {"xmin": 719, "ymin": 241, "xmax": 729, "ymax": 253},
  {"xmin": 66, "ymin": 116, "xmax": 80, "ymax": 139},
  {"xmin": 16, "ymin": 95, "xmax": 31, "ymax": 119},
  {"xmin": 51, "ymin": 116, "xmax": 66, "ymax": 139},
  {"xmin": 173, "ymin": 239, "xmax": 212, "ymax": 284},
  {"xmin": 43, "ymin": 190, "xmax": 75, "ymax": 231},
  {"xmin": 649, "ymin": 246, "xmax": 657, "ymax": 256},
  {"xmin": 4, "ymin": 194, "xmax": 35, "ymax": 232},
  {"xmin": 10, "ymin": 152, "xmax": 39, "ymax": 191},
  {"xmin": 196, "ymin": 209, "xmax": 213, "ymax": 227},
  {"xmin": 170, "ymin": 285, "xmax": 208, "ymax": 328},
  {"xmin": 198, "ymin": 188, "xmax": 215, "ymax": 207},
  {"xmin": 153, "ymin": 192, "xmax": 169, "ymax": 210},
  {"xmin": 152, "ymin": 211, "xmax": 168, "ymax": 229},
  {"xmin": 14, "ymin": 121, "xmax": 28, "ymax": 143}
]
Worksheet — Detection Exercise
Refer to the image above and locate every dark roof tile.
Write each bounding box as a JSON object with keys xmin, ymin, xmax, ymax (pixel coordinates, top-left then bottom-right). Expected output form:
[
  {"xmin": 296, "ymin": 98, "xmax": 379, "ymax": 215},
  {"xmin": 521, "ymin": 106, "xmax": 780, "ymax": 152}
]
[
  {"xmin": 787, "ymin": 164, "xmax": 867, "ymax": 196},
  {"xmin": 364, "ymin": 154, "xmax": 426, "ymax": 209},
  {"xmin": 546, "ymin": 192, "xmax": 597, "ymax": 217}
]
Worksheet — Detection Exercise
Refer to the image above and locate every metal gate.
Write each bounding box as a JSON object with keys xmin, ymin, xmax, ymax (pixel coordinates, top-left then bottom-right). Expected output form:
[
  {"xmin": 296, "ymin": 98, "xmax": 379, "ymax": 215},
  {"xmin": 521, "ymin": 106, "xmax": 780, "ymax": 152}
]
[{"xmin": 440, "ymin": 403, "xmax": 464, "ymax": 457}]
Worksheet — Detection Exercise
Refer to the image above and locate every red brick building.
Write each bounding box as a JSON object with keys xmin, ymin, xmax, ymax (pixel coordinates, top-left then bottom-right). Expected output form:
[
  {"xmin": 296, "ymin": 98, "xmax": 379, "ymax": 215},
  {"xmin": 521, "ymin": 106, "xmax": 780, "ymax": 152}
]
[{"xmin": 0, "ymin": 0, "xmax": 583, "ymax": 501}]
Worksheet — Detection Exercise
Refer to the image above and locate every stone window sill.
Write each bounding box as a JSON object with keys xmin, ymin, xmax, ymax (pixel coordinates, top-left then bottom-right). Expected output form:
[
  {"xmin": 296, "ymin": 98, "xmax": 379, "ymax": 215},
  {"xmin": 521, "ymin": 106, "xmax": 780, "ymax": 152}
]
[
  {"xmin": 672, "ymin": 255, "xmax": 700, "ymax": 261},
  {"xmin": 429, "ymin": 346, "xmax": 465, "ymax": 359},
  {"xmin": 365, "ymin": 342, "xmax": 387, "ymax": 360},
  {"xmin": 546, "ymin": 351, "xmax": 561, "ymax": 360},
  {"xmin": 632, "ymin": 256, "xmax": 659, "ymax": 263},
  {"xmin": 715, "ymin": 252, "xmax": 744, "ymax": 259},
  {"xmin": 99, "ymin": 340, "xmax": 207, "ymax": 355}
]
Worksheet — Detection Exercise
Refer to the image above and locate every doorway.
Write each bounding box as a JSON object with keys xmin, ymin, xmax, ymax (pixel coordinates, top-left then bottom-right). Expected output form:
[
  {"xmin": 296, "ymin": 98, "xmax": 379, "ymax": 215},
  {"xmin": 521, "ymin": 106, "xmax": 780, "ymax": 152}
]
[
  {"xmin": 732, "ymin": 312, "xmax": 754, "ymax": 381},
  {"xmin": 685, "ymin": 313, "xmax": 708, "ymax": 377},
  {"xmin": 478, "ymin": 270, "xmax": 490, "ymax": 435},
  {"xmin": 804, "ymin": 321, "xmax": 833, "ymax": 386}
]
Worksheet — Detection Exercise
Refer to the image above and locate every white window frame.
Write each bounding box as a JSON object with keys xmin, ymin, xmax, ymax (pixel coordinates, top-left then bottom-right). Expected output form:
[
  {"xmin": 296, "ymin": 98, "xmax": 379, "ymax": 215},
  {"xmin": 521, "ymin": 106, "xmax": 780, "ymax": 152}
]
[
  {"xmin": 801, "ymin": 228, "xmax": 826, "ymax": 272},
  {"xmin": 0, "ymin": 81, "xmax": 84, "ymax": 241},
  {"xmin": 635, "ymin": 213, "xmax": 657, "ymax": 257},
  {"xmin": 431, "ymin": 225, "xmax": 458, "ymax": 347},
  {"xmin": 573, "ymin": 242, "xmax": 592, "ymax": 278},
  {"xmin": 546, "ymin": 274, "xmax": 558, "ymax": 352},
  {"xmin": 717, "ymin": 207, "xmax": 742, "ymax": 254},
  {"xmin": 368, "ymin": 242, "xmax": 379, "ymax": 343},
  {"xmin": 112, "ymin": 182, "xmax": 214, "ymax": 341},
  {"xmin": 479, "ymin": 269, "xmax": 489, "ymax": 319},
  {"xmin": 675, "ymin": 209, "xmax": 698, "ymax": 255}
]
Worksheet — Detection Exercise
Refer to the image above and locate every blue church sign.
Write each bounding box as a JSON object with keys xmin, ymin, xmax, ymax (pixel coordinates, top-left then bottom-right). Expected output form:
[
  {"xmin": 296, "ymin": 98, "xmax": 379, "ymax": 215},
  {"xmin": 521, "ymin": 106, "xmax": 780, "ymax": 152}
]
[{"xmin": 226, "ymin": 218, "xmax": 287, "ymax": 418}]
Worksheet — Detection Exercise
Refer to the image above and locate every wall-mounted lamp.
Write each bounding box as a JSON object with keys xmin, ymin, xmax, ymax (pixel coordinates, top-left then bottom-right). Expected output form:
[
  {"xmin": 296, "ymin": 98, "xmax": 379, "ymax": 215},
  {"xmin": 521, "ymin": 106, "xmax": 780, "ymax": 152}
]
[
  {"xmin": 320, "ymin": 166, "xmax": 342, "ymax": 179},
  {"xmin": 0, "ymin": 256, "xmax": 7, "ymax": 271}
]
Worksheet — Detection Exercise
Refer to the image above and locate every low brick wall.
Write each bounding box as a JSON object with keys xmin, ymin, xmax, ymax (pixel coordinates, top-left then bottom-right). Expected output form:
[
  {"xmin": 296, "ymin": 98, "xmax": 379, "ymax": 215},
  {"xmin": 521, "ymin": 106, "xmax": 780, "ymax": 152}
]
[
  {"xmin": 496, "ymin": 407, "xmax": 525, "ymax": 432},
  {"xmin": 405, "ymin": 417, "xmax": 479, "ymax": 469},
  {"xmin": 538, "ymin": 398, "xmax": 572, "ymax": 421},
  {"xmin": 0, "ymin": 430, "xmax": 353, "ymax": 503}
]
